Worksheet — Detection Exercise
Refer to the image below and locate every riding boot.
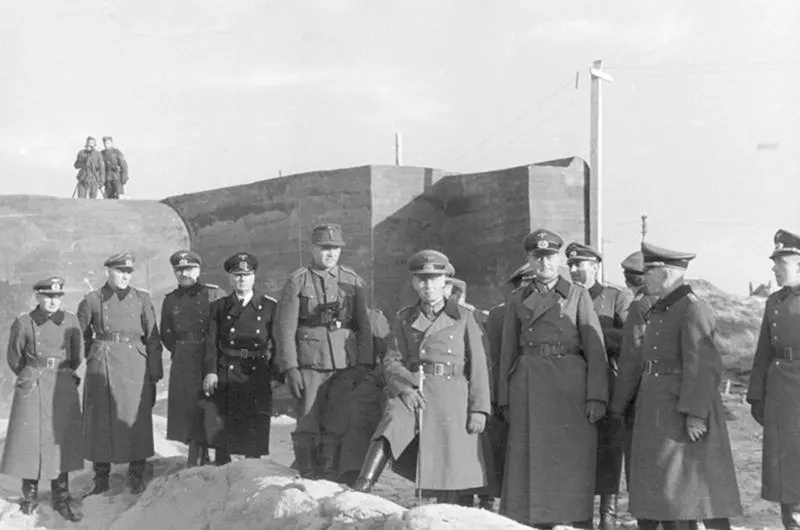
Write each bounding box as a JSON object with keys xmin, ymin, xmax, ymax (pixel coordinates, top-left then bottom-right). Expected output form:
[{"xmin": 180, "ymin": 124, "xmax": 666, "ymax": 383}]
[
  {"xmin": 703, "ymin": 518, "xmax": 732, "ymax": 530},
  {"xmin": 291, "ymin": 433, "xmax": 318, "ymax": 479},
  {"xmin": 600, "ymin": 493, "xmax": 618, "ymax": 530},
  {"xmin": 128, "ymin": 460, "xmax": 146, "ymax": 494},
  {"xmin": 351, "ymin": 439, "xmax": 390, "ymax": 493},
  {"xmin": 782, "ymin": 504, "xmax": 800, "ymax": 530},
  {"xmin": 51, "ymin": 472, "xmax": 82, "ymax": 522},
  {"xmin": 661, "ymin": 521, "xmax": 698, "ymax": 530},
  {"xmin": 318, "ymin": 434, "xmax": 342, "ymax": 482},
  {"xmin": 187, "ymin": 440, "xmax": 202, "ymax": 467},
  {"xmin": 636, "ymin": 519, "xmax": 660, "ymax": 530},
  {"xmin": 84, "ymin": 462, "xmax": 111, "ymax": 497},
  {"xmin": 19, "ymin": 479, "xmax": 38, "ymax": 515},
  {"xmin": 215, "ymin": 447, "xmax": 232, "ymax": 466}
]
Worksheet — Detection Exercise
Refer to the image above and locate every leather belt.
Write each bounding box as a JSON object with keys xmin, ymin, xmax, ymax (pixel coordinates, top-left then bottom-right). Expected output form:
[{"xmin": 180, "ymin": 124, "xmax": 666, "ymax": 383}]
[
  {"xmin": 220, "ymin": 348, "xmax": 267, "ymax": 360},
  {"xmin": 415, "ymin": 361, "xmax": 462, "ymax": 377},
  {"xmin": 28, "ymin": 357, "xmax": 70, "ymax": 369},
  {"xmin": 175, "ymin": 332, "xmax": 205, "ymax": 342},
  {"xmin": 521, "ymin": 343, "xmax": 578, "ymax": 357},
  {"xmin": 642, "ymin": 360, "xmax": 682, "ymax": 376},
  {"xmin": 95, "ymin": 332, "xmax": 140, "ymax": 343},
  {"xmin": 774, "ymin": 346, "xmax": 799, "ymax": 361}
]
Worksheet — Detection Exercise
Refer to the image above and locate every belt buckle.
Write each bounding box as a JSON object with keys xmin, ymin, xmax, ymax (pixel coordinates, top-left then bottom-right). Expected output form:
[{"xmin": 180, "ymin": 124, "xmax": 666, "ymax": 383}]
[
  {"xmin": 433, "ymin": 363, "xmax": 445, "ymax": 376},
  {"xmin": 240, "ymin": 349, "xmax": 249, "ymax": 358},
  {"xmin": 46, "ymin": 358, "xmax": 56, "ymax": 369},
  {"xmin": 643, "ymin": 360, "xmax": 654, "ymax": 375},
  {"xmin": 111, "ymin": 332, "xmax": 121, "ymax": 341}
]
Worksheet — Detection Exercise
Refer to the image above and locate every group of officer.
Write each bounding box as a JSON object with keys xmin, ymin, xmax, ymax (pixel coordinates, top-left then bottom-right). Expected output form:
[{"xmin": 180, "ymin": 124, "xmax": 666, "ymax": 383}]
[
  {"xmin": 73, "ymin": 135, "xmax": 129, "ymax": 199},
  {"xmin": 3, "ymin": 222, "xmax": 800, "ymax": 530}
]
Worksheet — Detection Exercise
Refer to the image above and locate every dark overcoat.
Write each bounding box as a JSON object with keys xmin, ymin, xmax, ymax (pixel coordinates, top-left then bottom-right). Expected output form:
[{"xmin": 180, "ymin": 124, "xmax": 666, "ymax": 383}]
[
  {"xmin": 497, "ymin": 277, "xmax": 608, "ymax": 525},
  {"xmin": 0, "ymin": 309, "xmax": 84, "ymax": 479},
  {"xmin": 612, "ymin": 285, "xmax": 742, "ymax": 520},
  {"xmin": 375, "ymin": 300, "xmax": 491, "ymax": 491},
  {"xmin": 747, "ymin": 286, "xmax": 800, "ymax": 503},
  {"xmin": 160, "ymin": 282, "xmax": 226, "ymax": 443},
  {"xmin": 78, "ymin": 284, "xmax": 163, "ymax": 463},
  {"xmin": 201, "ymin": 291, "xmax": 276, "ymax": 456}
]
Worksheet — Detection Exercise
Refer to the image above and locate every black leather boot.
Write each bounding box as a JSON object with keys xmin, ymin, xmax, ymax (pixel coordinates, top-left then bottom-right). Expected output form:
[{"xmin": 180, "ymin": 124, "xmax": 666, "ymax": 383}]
[
  {"xmin": 703, "ymin": 518, "xmax": 731, "ymax": 530},
  {"xmin": 636, "ymin": 519, "xmax": 660, "ymax": 530},
  {"xmin": 351, "ymin": 439, "xmax": 390, "ymax": 493},
  {"xmin": 291, "ymin": 433, "xmax": 319, "ymax": 479},
  {"xmin": 318, "ymin": 434, "xmax": 342, "ymax": 482},
  {"xmin": 84, "ymin": 462, "xmax": 111, "ymax": 497},
  {"xmin": 51, "ymin": 472, "xmax": 82, "ymax": 522},
  {"xmin": 128, "ymin": 460, "xmax": 146, "ymax": 494},
  {"xmin": 19, "ymin": 479, "xmax": 38, "ymax": 515},
  {"xmin": 600, "ymin": 494, "xmax": 618, "ymax": 530}
]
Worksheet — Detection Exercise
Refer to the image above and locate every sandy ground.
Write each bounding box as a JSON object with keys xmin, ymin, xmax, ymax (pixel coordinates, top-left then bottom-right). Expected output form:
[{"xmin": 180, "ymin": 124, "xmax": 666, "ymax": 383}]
[{"xmin": 0, "ymin": 391, "xmax": 781, "ymax": 529}]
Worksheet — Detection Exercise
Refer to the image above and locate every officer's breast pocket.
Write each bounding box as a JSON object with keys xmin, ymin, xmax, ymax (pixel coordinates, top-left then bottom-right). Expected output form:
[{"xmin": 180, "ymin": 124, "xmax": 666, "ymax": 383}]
[{"xmin": 296, "ymin": 330, "xmax": 323, "ymax": 367}]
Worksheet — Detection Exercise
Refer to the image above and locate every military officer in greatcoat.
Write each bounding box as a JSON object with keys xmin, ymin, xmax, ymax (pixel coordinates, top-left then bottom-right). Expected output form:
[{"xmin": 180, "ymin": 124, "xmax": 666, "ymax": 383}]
[
  {"xmin": 747, "ymin": 229, "xmax": 800, "ymax": 529},
  {"xmin": 566, "ymin": 242, "xmax": 633, "ymax": 530},
  {"xmin": 78, "ymin": 252, "xmax": 163, "ymax": 496},
  {"xmin": 610, "ymin": 242, "xmax": 741, "ymax": 530},
  {"xmin": 1, "ymin": 277, "xmax": 83, "ymax": 522},
  {"xmin": 351, "ymin": 250, "xmax": 491, "ymax": 498},
  {"xmin": 201, "ymin": 252, "xmax": 277, "ymax": 464},
  {"xmin": 498, "ymin": 229, "xmax": 608, "ymax": 529},
  {"xmin": 274, "ymin": 223, "xmax": 372, "ymax": 481},
  {"xmin": 160, "ymin": 250, "xmax": 226, "ymax": 467},
  {"xmin": 101, "ymin": 136, "xmax": 129, "ymax": 199}
]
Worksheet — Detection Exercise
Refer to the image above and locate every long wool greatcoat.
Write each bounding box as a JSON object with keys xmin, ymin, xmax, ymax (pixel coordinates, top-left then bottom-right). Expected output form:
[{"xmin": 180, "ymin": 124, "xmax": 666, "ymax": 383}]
[
  {"xmin": 160, "ymin": 282, "xmax": 226, "ymax": 443},
  {"xmin": 497, "ymin": 277, "xmax": 608, "ymax": 526},
  {"xmin": 0, "ymin": 309, "xmax": 84, "ymax": 480},
  {"xmin": 201, "ymin": 291, "xmax": 276, "ymax": 456},
  {"xmin": 611, "ymin": 285, "xmax": 742, "ymax": 520},
  {"xmin": 375, "ymin": 300, "xmax": 491, "ymax": 491},
  {"xmin": 747, "ymin": 286, "xmax": 800, "ymax": 503},
  {"xmin": 78, "ymin": 284, "xmax": 163, "ymax": 463}
]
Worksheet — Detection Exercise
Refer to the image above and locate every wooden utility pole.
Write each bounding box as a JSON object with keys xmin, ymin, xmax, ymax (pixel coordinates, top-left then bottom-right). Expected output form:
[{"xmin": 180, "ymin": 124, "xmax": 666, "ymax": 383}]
[
  {"xmin": 395, "ymin": 132, "xmax": 403, "ymax": 166},
  {"xmin": 589, "ymin": 59, "xmax": 613, "ymax": 279}
]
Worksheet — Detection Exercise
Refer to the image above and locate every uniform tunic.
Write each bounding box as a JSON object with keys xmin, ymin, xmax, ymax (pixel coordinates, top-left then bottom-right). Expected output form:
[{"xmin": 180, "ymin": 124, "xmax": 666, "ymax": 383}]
[
  {"xmin": 747, "ymin": 286, "xmax": 800, "ymax": 503},
  {"xmin": 611, "ymin": 285, "xmax": 742, "ymax": 520},
  {"xmin": 78, "ymin": 284, "xmax": 163, "ymax": 463},
  {"xmin": 202, "ymin": 291, "xmax": 276, "ymax": 456},
  {"xmin": 498, "ymin": 277, "xmax": 608, "ymax": 525},
  {"xmin": 274, "ymin": 264, "xmax": 371, "ymax": 435},
  {"xmin": 1, "ymin": 309, "xmax": 84, "ymax": 480},
  {"xmin": 160, "ymin": 282, "xmax": 226, "ymax": 443},
  {"xmin": 588, "ymin": 281, "xmax": 633, "ymax": 494},
  {"xmin": 375, "ymin": 300, "xmax": 491, "ymax": 491}
]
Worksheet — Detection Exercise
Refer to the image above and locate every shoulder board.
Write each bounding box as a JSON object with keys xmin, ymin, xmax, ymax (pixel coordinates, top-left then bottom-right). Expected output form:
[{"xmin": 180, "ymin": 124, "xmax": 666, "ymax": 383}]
[
  {"xmin": 261, "ymin": 293, "xmax": 277, "ymax": 304},
  {"xmin": 203, "ymin": 283, "xmax": 220, "ymax": 289},
  {"xmin": 687, "ymin": 292, "xmax": 699, "ymax": 303},
  {"xmin": 396, "ymin": 304, "xmax": 416, "ymax": 318},
  {"xmin": 338, "ymin": 264, "xmax": 358, "ymax": 275},
  {"xmin": 133, "ymin": 287, "xmax": 150, "ymax": 294},
  {"xmin": 17, "ymin": 312, "xmax": 28, "ymax": 318},
  {"xmin": 458, "ymin": 301, "xmax": 476, "ymax": 312},
  {"xmin": 602, "ymin": 282, "xmax": 625, "ymax": 293},
  {"xmin": 289, "ymin": 267, "xmax": 308, "ymax": 279}
]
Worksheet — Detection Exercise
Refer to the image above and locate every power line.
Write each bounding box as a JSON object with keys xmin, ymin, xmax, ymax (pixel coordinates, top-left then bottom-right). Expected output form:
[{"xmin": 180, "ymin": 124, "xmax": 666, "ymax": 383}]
[{"xmin": 448, "ymin": 78, "xmax": 576, "ymax": 165}]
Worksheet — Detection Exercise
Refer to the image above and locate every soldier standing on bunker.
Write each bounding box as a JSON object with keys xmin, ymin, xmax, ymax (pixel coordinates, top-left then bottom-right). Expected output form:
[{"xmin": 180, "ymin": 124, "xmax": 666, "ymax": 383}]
[
  {"xmin": 160, "ymin": 250, "xmax": 226, "ymax": 467},
  {"xmin": 610, "ymin": 242, "xmax": 741, "ymax": 530},
  {"xmin": 1, "ymin": 276, "xmax": 84, "ymax": 522},
  {"xmin": 79, "ymin": 252, "xmax": 163, "ymax": 496},
  {"xmin": 201, "ymin": 252, "xmax": 277, "ymax": 464},
  {"xmin": 498, "ymin": 229, "xmax": 608, "ymax": 529},
  {"xmin": 275, "ymin": 223, "xmax": 372, "ymax": 480},
  {"xmin": 350, "ymin": 250, "xmax": 491, "ymax": 498},
  {"xmin": 566, "ymin": 242, "xmax": 633, "ymax": 530},
  {"xmin": 747, "ymin": 229, "xmax": 800, "ymax": 530},
  {"xmin": 101, "ymin": 136, "xmax": 129, "ymax": 199},
  {"xmin": 73, "ymin": 136, "xmax": 105, "ymax": 199}
]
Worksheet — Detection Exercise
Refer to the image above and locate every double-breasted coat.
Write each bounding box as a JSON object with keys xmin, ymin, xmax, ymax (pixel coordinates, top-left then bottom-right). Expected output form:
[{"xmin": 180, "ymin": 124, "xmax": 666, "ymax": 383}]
[
  {"xmin": 160, "ymin": 282, "xmax": 226, "ymax": 443},
  {"xmin": 497, "ymin": 277, "xmax": 608, "ymax": 525},
  {"xmin": 0, "ymin": 309, "xmax": 84, "ymax": 480},
  {"xmin": 747, "ymin": 286, "xmax": 800, "ymax": 503},
  {"xmin": 588, "ymin": 281, "xmax": 633, "ymax": 494},
  {"xmin": 375, "ymin": 300, "xmax": 491, "ymax": 491},
  {"xmin": 611, "ymin": 285, "xmax": 742, "ymax": 520},
  {"xmin": 78, "ymin": 284, "xmax": 163, "ymax": 463},
  {"xmin": 201, "ymin": 291, "xmax": 276, "ymax": 456}
]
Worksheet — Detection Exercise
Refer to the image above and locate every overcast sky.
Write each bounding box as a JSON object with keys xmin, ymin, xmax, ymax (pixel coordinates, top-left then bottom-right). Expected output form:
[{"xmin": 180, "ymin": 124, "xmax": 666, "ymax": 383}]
[{"xmin": 1, "ymin": 0, "xmax": 798, "ymax": 294}]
